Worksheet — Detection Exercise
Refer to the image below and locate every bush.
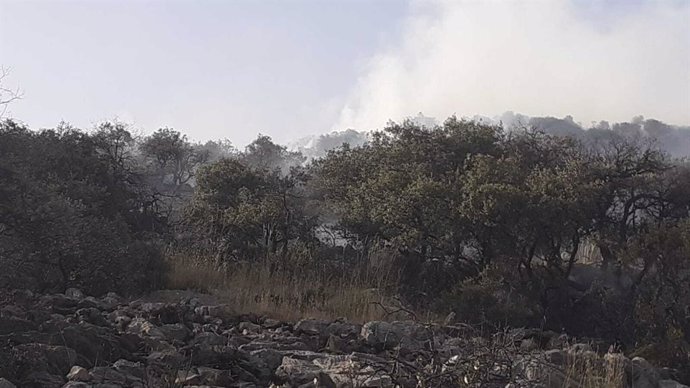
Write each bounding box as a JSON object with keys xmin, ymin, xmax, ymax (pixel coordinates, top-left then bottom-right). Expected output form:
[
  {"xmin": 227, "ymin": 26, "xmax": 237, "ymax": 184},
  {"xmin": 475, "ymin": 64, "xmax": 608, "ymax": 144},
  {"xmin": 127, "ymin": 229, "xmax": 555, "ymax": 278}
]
[
  {"xmin": 436, "ymin": 262, "xmax": 539, "ymax": 328},
  {"xmin": 0, "ymin": 121, "xmax": 165, "ymax": 296}
]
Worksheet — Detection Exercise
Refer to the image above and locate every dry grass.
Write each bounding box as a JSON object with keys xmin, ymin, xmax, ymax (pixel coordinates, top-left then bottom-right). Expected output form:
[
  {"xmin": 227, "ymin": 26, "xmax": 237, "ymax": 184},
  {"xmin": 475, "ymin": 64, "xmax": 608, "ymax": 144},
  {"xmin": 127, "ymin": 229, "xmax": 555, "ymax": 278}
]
[
  {"xmin": 559, "ymin": 350, "xmax": 628, "ymax": 388},
  {"xmin": 166, "ymin": 253, "xmax": 642, "ymax": 387},
  {"xmin": 165, "ymin": 250, "xmax": 404, "ymax": 322}
]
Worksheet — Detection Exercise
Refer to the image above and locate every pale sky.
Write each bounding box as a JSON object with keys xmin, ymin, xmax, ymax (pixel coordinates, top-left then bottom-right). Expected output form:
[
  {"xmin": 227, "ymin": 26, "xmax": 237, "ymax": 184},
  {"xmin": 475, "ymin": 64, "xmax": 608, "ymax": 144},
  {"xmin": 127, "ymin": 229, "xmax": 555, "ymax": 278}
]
[{"xmin": 1, "ymin": 0, "xmax": 689, "ymax": 146}]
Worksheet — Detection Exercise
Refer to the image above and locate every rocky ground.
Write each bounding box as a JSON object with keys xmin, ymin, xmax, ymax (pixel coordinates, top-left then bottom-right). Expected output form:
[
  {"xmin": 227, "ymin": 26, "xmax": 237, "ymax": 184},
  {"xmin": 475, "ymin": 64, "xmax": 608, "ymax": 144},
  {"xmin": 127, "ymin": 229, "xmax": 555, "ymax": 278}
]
[{"xmin": 0, "ymin": 288, "xmax": 686, "ymax": 388}]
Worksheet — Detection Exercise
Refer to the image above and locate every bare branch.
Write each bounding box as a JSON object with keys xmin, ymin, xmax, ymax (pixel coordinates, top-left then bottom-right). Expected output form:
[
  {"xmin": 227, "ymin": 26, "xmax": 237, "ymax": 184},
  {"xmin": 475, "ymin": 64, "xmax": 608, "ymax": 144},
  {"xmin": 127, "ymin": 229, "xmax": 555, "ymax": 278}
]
[{"xmin": 0, "ymin": 66, "xmax": 23, "ymax": 118}]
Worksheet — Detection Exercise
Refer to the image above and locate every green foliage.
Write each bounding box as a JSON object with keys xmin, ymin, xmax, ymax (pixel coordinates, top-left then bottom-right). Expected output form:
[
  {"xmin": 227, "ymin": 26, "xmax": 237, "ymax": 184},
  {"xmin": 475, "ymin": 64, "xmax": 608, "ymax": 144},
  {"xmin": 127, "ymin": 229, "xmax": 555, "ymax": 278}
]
[
  {"xmin": 311, "ymin": 116, "xmax": 690, "ymax": 367},
  {"xmin": 0, "ymin": 120, "xmax": 164, "ymax": 295},
  {"xmin": 184, "ymin": 136, "xmax": 316, "ymax": 261},
  {"xmin": 241, "ymin": 134, "xmax": 306, "ymax": 173},
  {"xmin": 2, "ymin": 114, "xmax": 690, "ymax": 376},
  {"xmin": 140, "ymin": 128, "xmax": 202, "ymax": 187}
]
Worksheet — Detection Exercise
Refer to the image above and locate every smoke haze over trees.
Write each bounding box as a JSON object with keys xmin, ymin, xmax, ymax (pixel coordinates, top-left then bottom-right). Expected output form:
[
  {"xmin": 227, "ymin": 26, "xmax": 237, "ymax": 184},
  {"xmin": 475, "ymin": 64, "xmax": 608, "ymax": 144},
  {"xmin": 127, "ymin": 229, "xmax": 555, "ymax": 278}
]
[
  {"xmin": 2, "ymin": 112, "xmax": 690, "ymax": 381},
  {"xmin": 293, "ymin": 113, "xmax": 690, "ymax": 159},
  {"xmin": 1, "ymin": 0, "xmax": 689, "ymax": 385}
]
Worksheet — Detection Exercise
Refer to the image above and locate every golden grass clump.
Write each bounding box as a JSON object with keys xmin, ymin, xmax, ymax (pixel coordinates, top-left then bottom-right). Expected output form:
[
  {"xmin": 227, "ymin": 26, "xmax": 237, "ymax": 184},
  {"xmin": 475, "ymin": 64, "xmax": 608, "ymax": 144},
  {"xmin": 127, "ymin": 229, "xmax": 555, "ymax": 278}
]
[{"xmin": 164, "ymin": 250, "xmax": 402, "ymax": 322}]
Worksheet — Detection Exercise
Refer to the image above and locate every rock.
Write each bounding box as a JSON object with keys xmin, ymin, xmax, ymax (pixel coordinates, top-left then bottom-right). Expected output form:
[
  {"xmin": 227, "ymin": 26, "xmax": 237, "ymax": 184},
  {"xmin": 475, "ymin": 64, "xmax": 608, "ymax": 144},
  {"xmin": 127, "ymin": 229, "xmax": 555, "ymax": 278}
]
[
  {"xmin": 239, "ymin": 340, "xmax": 310, "ymax": 352},
  {"xmin": 93, "ymin": 383, "xmax": 131, "ymax": 388},
  {"xmin": 78, "ymin": 296, "xmax": 105, "ymax": 310},
  {"xmin": 4, "ymin": 288, "xmax": 689, "ymax": 388},
  {"xmin": 325, "ymin": 334, "xmax": 347, "ymax": 353},
  {"xmin": 175, "ymin": 370, "xmax": 204, "ymax": 385},
  {"xmin": 360, "ymin": 321, "xmax": 432, "ymax": 351},
  {"xmin": 159, "ymin": 323, "xmax": 191, "ymax": 342},
  {"xmin": 114, "ymin": 315, "xmax": 132, "ymax": 332},
  {"xmin": 325, "ymin": 321, "xmax": 361, "ymax": 338},
  {"xmin": 139, "ymin": 302, "xmax": 166, "ymax": 315},
  {"xmin": 62, "ymin": 383, "xmax": 90, "ymax": 388},
  {"xmin": 112, "ymin": 359, "xmax": 145, "ymax": 380},
  {"xmin": 274, "ymin": 356, "xmax": 322, "ymax": 385},
  {"xmin": 89, "ymin": 366, "xmax": 133, "ymax": 385},
  {"xmin": 147, "ymin": 350, "xmax": 185, "ymax": 368},
  {"xmin": 294, "ymin": 319, "xmax": 329, "ymax": 336},
  {"xmin": 14, "ymin": 343, "xmax": 77, "ymax": 376},
  {"xmin": 75, "ymin": 308, "xmax": 108, "ymax": 326},
  {"xmin": 39, "ymin": 294, "xmax": 79, "ymax": 312},
  {"xmin": 520, "ymin": 338, "xmax": 538, "ymax": 352},
  {"xmin": 0, "ymin": 378, "xmax": 16, "ymax": 388},
  {"xmin": 65, "ymin": 288, "xmax": 84, "ymax": 299},
  {"xmin": 49, "ymin": 323, "xmax": 137, "ymax": 366},
  {"xmin": 632, "ymin": 357, "xmax": 662, "ymax": 388},
  {"xmin": 568, "ymin": 343, "xmax": 592, "ymax": 353},
  {"xmin": 262, "ymin": 318, "xmax": 282, "ymax": 329},
  {"xmin": 66, "ymin": 366, "xmax": 91, "ymax": 382},
  {"xmin": 250, "ymin": 348, "xmax": 284, "ymax": 372},
  {"xmin": 0, "ymin": 316, "xmax": 37, "ymax": 335},
  {"xmin": 543, "ymin": 349, "xmax": 567, "ymax": 365},
  {"xmin": 276, "ymin": 353, "xmax": 393, "ymax": 387},
  {"xmin": 192, "ymin": 332, "xmax": 227, "ymax": 347},
  {"xmin": 196, "ymin": 367, "xmax": 234, "ymax": 386},
  {"xmin": 194, "ymin": 305, "xmax": 226, "ymax": 321},
  {"xmin": 314, "ymin": 371, "xmax": 337, "ymax": 388},
  {"xmin": 659, "ymin": 380, "xmax": 690, "ymax": 388},
  {"xmin": 127, "ymin": 317, "xmax": 165, "ymax": 338},
  {"xmin": 21, "ymin": 370, "xmax": 64, "ymax": 387},
  {"xmin": 239, "ymin": 321, "xmax": 262, "ymax": 333}
]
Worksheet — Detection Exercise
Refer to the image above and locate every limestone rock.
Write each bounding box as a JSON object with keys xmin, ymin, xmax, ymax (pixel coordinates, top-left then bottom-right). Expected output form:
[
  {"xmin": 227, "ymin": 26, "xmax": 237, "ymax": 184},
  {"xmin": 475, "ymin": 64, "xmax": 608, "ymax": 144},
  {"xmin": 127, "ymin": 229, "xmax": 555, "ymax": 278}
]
[{"xmin": 66, "ymin": 366, "xmax": 90, "ymax": 382}]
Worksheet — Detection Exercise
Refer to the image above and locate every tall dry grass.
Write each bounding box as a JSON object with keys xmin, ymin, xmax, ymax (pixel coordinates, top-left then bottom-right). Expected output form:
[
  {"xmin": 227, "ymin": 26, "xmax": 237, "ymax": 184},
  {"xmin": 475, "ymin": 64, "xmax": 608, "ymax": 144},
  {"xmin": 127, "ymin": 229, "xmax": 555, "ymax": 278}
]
[
  {"xmin": 165, "ymin": 252, "xmax": 646, "ymax": 387},
  {"xmin": 165, "ymin": 249, "xmax": 404, "ymax": 322},
  {"xmin": 561, "ymin": 351, "xmax": 628, "ymax": 388}
]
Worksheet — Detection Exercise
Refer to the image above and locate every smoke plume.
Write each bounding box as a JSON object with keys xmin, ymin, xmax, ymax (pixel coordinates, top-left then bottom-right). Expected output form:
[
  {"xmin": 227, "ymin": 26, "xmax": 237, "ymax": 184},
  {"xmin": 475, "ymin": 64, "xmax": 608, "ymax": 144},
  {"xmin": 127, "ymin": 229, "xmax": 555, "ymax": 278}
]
[{"xmin": 335, "ymin": 0, "xmax": 690, "ymax": 131}]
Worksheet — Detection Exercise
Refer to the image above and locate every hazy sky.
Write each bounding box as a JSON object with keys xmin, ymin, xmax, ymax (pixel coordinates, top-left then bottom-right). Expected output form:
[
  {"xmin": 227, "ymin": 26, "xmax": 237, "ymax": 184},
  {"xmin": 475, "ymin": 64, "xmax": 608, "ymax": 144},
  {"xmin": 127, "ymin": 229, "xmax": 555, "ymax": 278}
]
[{"xmin": 1, "ymin": 0, "xmax": 689, "ymax": 146}]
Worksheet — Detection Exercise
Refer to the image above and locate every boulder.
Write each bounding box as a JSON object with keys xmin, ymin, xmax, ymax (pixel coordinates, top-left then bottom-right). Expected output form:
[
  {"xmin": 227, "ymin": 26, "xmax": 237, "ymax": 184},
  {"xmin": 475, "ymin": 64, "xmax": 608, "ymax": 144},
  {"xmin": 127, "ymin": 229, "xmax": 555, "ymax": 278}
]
[
  {"xmin": 274, "ymin": 356, "xmax": 322, "ymax": 384},
  {"xmin": 89, "ymin": 366, "xmax": 145, "ymax": 387},
  {"xmin": 632, "ymin": 357, "xmax": 662, "ymax": 388},
  {"xmin": 239, "ymin": 321, "xmax": 262, "ymax": 334},
  {"xmin": 159, "ymin": 323, "xmax": 191, "ymax": 342},
  {"xmin": 239, "ymin": 340, "xmax": 310, "ymax": 352},
  {"xmin": 75, "ymin": 308, "xmax": 108, "ymax": 326},
  {"xmin": 64, "ymin": 288, "xmax": 84, "ymax": 300},
  {"xmin": 191, "ymin": 332, "xmax": 227, "ymax": 347},
  {"xmin": 0, "ymin": 316, "xmax": 37, "ymax": 335},
  {"xmin": 14, "ymin": 343, "xmax": 77, "ymax": 376},
  {"xmin": 48, "ymin": 323, "xmax": 136, "ymax": 366},
  {"xmin": 21, "ymin": 370, "xmax": 64, "ymax": 387},
  {"xmin": 275, "ymin": 353, "xmax": 393, "ymax": 387},
  {"xmin": 112, "ymin": 359, "xmax": 145, "ymax": 381},
  {"xmin": 77, "ymin": 296, "xmax": 107, "ymax": 311},
  {"xmin": 62, "ymin": 383, "xmax": 90, "ymax": 388},
  {"xmin": 262, "ymin": 318, "xmax": 282, "ymax": 329},
  {"xmin": 660, "ymin": 380, "xmax": 690, "ymax": 388},
  {"xmin": 249, "ymin": 348, "xmax": 284, "ymax": 372},
  {"xmin": 325, "ymin": 321, "xmax": 361, "ymax": 338},
  {"xmin": 147, "ymin": 350, "xmax": 185, "ymax": 368},
  {"xmin": 196, "ymin": 367, "xmax": 233, "ymax": 386},
  {"xmin": 126, "ymin": 317, "xmax": 165, "ymax": 338},
  {"xmin": 543, "ymin": 349, "xmax": 567, "ymax": 365},
  {"xmin": 0, "ymin": 378, "xmax": 16, "ymax": 388},
  {"xmin": 294, "ymin": 319, "xmax": 329, "ymax": 336},
  {"xmin": 66, "ymin": 366, "xmax": 90, "ymax": 382},
  {"xmin": 360, "ymin": 321, "xmax": 432, "ymax": 351}
]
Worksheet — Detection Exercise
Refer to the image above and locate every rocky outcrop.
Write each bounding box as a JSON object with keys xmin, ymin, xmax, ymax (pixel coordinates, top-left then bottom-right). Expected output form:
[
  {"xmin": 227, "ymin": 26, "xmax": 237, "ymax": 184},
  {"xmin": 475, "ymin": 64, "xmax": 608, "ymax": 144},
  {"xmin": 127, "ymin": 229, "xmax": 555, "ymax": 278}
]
[{"xmin": 0, "ymin": 288, "xmax": 685, "ymax": 388}]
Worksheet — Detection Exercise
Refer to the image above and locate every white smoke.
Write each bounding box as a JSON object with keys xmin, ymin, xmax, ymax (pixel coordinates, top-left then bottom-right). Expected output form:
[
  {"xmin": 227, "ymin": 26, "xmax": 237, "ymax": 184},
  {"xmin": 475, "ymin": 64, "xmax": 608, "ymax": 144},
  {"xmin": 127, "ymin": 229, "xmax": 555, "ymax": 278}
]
[{"xmin": 335, "ymin": 0, "xmax": 690, "ymax": 131}]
